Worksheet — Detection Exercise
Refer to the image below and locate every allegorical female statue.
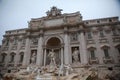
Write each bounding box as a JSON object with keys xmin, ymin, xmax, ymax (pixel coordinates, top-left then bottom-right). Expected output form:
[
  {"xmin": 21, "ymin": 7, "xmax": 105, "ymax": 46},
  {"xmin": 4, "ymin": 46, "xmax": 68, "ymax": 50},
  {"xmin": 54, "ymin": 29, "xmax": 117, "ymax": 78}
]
[
  {"xmin": 72, "ymin": 48, "xmax": 79, "ymax": 63},
  {"xmin": 30, "ymin": 51, "xmax": 36, "ymax": 64}
]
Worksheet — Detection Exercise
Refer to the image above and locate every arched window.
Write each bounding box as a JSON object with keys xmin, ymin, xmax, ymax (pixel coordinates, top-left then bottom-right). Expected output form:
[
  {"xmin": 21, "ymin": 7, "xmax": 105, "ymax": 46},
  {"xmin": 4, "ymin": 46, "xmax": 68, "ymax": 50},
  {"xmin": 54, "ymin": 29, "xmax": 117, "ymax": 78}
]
[
  {"xmin": 19, "ymin": 52, "xmax": 24, "ymax": 63},
  {"xmin": 103, "ymin": 49, "xmax": 109, "ymax": 58},
  {"xmin": 101, "ymin": 45, "xmax": 110, "ymax": 58},
  {"xmin": 88, "ymin": 47, "xmax": 96, "ymax": 59},
  {"xmin": 115, "ymin": 44, "xmax": 120, "ymax": 55},
  {"xmin": 10, "ymin": 52, "xmax": 16, "ymax": 63},
  {"xmin": 1, "ymin": 53, "xmax": 7, "ymax": 63}
]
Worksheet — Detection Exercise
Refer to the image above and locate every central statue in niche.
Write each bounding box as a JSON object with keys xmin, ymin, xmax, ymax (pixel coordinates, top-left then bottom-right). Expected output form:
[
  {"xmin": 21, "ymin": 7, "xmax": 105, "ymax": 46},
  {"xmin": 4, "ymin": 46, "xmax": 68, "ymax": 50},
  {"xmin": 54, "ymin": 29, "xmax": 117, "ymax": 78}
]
[
  {"xmin": 48, "ymin": 49, "xmax": 56, "ymax": 65},
  {"xmin": 48, "ymin": 49, "xmax": 57, "ymax": 72}
]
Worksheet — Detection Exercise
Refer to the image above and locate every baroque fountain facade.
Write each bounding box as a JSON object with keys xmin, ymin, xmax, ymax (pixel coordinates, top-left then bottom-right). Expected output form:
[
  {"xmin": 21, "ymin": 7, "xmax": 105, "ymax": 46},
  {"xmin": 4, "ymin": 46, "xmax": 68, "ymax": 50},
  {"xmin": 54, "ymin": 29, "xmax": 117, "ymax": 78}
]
[{"xmin": 0, "ymin": 6, "xmax": 120, "ymax": 80}]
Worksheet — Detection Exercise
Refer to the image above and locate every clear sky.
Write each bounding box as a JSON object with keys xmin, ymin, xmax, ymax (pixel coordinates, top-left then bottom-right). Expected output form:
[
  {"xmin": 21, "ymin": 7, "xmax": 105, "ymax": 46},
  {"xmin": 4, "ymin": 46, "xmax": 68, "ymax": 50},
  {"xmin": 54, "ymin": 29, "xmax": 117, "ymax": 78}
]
[{"xmin": 0, "ymin": 0, "xmax": 120, "ymax": 45}]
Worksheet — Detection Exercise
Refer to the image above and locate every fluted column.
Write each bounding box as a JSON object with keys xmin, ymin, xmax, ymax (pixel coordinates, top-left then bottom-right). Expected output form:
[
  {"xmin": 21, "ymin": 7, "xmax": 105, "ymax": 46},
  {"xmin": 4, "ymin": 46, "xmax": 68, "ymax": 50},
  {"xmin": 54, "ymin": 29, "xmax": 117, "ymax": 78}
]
[
  {"xmin": 64, "ymin": 27, "xmax": 70, "ymax": 64},
  {"xmin": 36, "ymin": 32, "xmax": 43, "ymax": 66},
  {"xmin": 79, "ymin": 26, "xmax": 88, "ymax": 64},
  {"xmin": 23, "ymin": 36, "xmax": 30, "ymax": 66}
]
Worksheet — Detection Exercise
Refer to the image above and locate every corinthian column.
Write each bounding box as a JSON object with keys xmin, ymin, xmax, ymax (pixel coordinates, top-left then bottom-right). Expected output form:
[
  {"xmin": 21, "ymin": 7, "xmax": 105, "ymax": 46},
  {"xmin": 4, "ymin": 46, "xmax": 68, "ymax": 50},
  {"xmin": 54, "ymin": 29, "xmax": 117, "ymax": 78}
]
[
  {"xmin": 36, "ymin": 32, "xmax": 43, "ymax": 66},
  {"xmin": 23, "ymin": 35, "xmax": 30, "ymax": 66},
  {"xmin": 5, "ymin": 38, "xmax": 13, "ymax": 67},
  {"xmin": 79, "ymin": 26, "xmax": 88, "ymax": 64},
  {"xmin": 64, "ymin": 27, "xmax": 70, "ymax": 64},
  {"xmin": 14, "ymin": 38, "xmax": 21, "ymax": 66}
]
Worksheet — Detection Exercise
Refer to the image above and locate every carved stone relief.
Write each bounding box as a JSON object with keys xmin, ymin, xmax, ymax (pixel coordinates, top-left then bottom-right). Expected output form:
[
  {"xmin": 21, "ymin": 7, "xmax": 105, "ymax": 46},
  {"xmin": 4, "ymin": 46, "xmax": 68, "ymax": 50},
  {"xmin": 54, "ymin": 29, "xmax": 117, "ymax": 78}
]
[
  {"xmin": 31, "ymin": 38, "xmax": 38, "ymax": 45},
  {"xmin": 70, "ymin": 32, "xmax": 78, "ymax": 42}
]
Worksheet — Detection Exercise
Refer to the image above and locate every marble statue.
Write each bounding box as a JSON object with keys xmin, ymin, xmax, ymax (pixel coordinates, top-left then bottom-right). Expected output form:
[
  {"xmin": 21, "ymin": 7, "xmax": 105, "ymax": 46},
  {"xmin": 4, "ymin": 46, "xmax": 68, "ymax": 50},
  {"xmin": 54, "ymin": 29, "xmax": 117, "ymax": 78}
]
[
  {"xmin": 72, "ymin": 48, "xmax": 79, "ymax": 63},
  {"xmin": 30, "ymin": 51, "xmax": 36, "ymax": 64},
  {"xmin": 46, "ymin": 6, "xmax": 62, "ymax": 17},
  {"xmin": 64, "ymin": 64, "xmax": 73, "ymax": 76},
  {"xmin": 58, "ymin": 64, "xmax": 64, "ymax": 76},
  {"xmin": 48, "ymin": 49, "xmax": 56, "ymax": 65},
  {"xmin": 47, "ymin": 49, "xmax": 57, "ymax": 72}
]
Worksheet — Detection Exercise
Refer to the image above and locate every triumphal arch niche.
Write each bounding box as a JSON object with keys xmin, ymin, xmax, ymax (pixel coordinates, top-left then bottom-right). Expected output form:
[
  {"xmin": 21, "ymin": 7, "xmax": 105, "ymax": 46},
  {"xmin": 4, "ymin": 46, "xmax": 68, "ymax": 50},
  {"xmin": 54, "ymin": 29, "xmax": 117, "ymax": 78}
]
[
  {"xmin": 26, "ymin": 6, "xmax": 87, "ymax": 67},
  {"xmin": 45, "ymin": 36, "xmax": 63, "ymax": 65}
]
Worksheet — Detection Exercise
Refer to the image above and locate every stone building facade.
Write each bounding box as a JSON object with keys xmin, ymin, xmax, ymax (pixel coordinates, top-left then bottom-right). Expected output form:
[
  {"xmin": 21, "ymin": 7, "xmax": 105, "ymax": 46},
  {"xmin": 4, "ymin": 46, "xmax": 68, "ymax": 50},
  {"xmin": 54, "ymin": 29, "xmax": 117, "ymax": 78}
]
[{"xmin": 0, "ymin": 7, "xmax": 120, "ymax": 73}]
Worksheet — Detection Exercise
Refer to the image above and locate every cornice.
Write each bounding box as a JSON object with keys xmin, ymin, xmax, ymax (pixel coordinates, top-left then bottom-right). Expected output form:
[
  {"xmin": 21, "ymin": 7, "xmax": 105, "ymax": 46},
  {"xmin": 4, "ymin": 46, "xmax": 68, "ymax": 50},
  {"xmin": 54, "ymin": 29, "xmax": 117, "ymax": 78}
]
[{"xmin": 84, "ymin": 21, "xmax": 120, "ymax": 27}]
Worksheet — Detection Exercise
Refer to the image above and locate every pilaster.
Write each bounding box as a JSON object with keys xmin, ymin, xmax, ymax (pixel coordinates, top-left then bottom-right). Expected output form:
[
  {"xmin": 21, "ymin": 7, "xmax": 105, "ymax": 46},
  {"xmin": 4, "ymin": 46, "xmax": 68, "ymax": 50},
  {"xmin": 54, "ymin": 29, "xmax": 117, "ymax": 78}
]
[
  {"xmin": 14, "ymin": 38, "xmax": 21, "ymax": 66},
  {"xmin": 64, "ymin": 27, "xmax": 70, "ymax": 64},
  {"xmin": 23, "ymin": 36, "xmax": 30, "ymax": 66},
  {"xmin": 78, "ymin": 26, "xmax": 88, "ymax": 64},
  {"xmin": 5, "ymin": 38, "xmax": 13, "ymax": 67},
  {"xmin": 36, "ymin": 30, "xmax": 43, "ymax": 66}
]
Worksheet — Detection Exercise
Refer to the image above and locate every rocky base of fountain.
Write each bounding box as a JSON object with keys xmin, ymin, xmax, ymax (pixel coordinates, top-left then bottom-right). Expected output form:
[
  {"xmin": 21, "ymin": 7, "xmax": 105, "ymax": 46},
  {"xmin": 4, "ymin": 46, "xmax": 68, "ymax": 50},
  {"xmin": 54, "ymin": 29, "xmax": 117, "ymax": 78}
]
[{"xmin": 3, "ymin": 64, "xmax": 120, "ymax": 80}]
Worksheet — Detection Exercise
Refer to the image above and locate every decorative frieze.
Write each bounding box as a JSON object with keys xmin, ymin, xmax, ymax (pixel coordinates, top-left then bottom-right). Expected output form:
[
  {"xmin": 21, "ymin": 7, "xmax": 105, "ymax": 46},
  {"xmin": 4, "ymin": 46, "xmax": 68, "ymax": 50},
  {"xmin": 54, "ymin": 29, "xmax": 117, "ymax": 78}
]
[
  {"xmin": 70, "ymin": 32, "xmax": 78, "ymax": 42},
  {"xmin": 30, "ymin": 37, "xmax": 38, "ymax": 45}
]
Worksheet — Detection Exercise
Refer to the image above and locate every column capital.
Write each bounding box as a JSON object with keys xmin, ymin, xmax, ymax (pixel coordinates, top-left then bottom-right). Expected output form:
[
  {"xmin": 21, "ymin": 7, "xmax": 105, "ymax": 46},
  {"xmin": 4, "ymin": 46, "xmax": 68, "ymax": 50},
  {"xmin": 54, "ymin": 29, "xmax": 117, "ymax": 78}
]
[
  {"xmin": 39, "ymin": 33, "xmax": 44, "ymax": 37},
  {"xmin": 9, "ymin": 38, "xmax": 14, "ymax": 43},
  {"xmin": 38, "ymin": 29, "xmax": 44, "ymax": 37},
  {"xmin": 25, "ymin": 32, "xmax": 31, "ymax": 38},
  {"xmin": 64, "ymin": 26, "xmax": 69, "ymax": 34},
  {"xmin": 18, "ymin": 36, "xmax": 24, "ymax": 41},
  {"xmin": 78, "ymin": 25, "xmax": 85, "ymax": 33}
]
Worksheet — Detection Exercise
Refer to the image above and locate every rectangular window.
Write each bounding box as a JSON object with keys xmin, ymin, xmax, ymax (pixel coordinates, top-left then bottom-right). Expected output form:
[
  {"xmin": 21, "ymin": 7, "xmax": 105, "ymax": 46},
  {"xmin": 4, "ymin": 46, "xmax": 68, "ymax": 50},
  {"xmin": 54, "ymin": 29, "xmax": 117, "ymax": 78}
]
[
  {"xmin": 90, "ymin": 50, "xmax": 95, "ymax": 59},
  {"xmin": 112, "ymin": 29, "xmax": 118, "ymax": 36},
  {"xmin": 5, "ymin": 40, "xmax": 9, "ymax": 46},
  {"xmin": 87, "ymin": 32, "xmax": 92, "ymax": 39},
  {"xmin": 103, "ymin": 49, "xmax": 109, "ymax": 58},
  {"xmin": 22, "ymin": 39, "xmax": 25, "ymax": 45},
  {"xmin": 13, "ymin": 39, "xmax": 17, "ymax": 45},
  {"xmin": 99, "ymin": 30, "xmax": 104, "ymax": 37}
]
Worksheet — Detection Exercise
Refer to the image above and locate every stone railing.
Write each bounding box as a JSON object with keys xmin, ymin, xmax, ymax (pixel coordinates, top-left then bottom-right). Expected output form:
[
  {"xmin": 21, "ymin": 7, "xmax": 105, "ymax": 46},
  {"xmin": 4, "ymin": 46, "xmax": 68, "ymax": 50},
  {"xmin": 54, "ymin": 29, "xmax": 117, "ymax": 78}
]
[
  {"xmin": 99, "ymin": 38, "xmax": 108, "ymax": 43},
  {"xmin": 87, "ymin": 39, "xmax": 95, "ymax": 44},
  {"xmin": 7, "ymin": 62, "xmax": 15, "ymax": 67},
  {"xmin": 0, "ymin": 62, "xmax": 5, "ymax": 67},
  {"xmin": 103, "ymin": 56, "xmax": 114, "ymax": 64},
  {"xmin": 112, "ymin": 36, "xmax": 120, "ymax": 42},
  {"xmin": 17, "ymin": 63, "xmax": 22, "ymax": 67},
  {"xmin": 89, "ymin": 57, "xmax": 99, "ymax": 64}
]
